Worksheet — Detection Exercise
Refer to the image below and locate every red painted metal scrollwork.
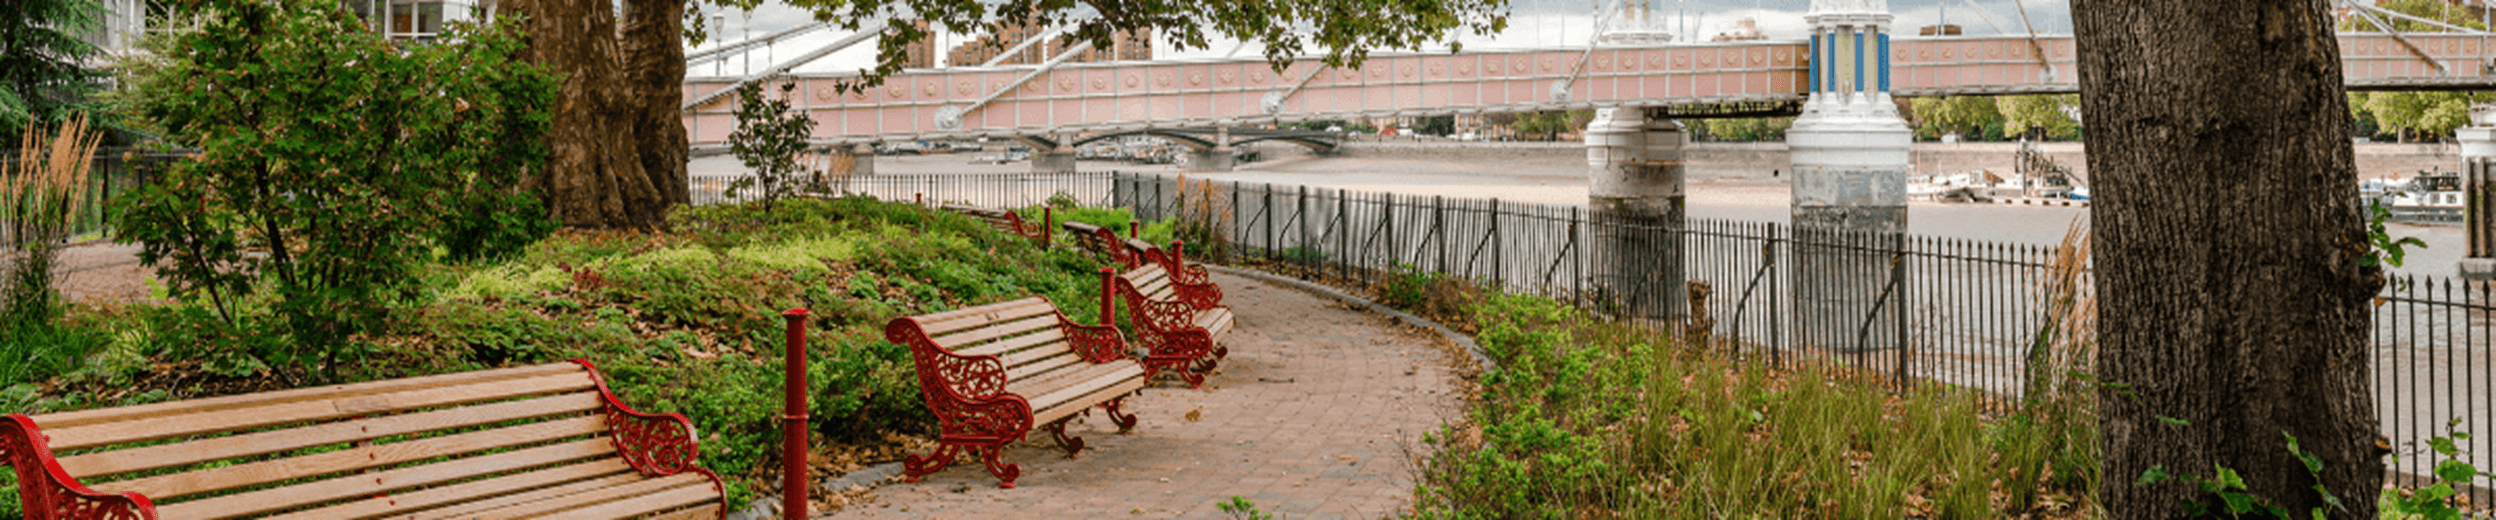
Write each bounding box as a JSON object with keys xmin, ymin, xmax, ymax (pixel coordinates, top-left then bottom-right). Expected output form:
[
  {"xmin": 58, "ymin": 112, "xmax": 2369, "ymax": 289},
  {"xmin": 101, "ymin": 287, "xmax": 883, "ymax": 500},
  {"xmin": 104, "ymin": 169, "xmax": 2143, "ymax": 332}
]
[
  {"xmin": 999, "ymin": 211, "xmax": 1049, "ymax": 243},
  {"xmin": 1100, "ymin": 228, "xmax": 1145, "ymax": 269},
  {"xmin": 887, "ymin": 318, "xmax": 1041, "ymax": 487},
  {"xmin": 568, "ymin": 359, "xmax": 728, "ymax": 520},
  {"xmin": 1115, "ymin": 276, "xmax": 1225, "ymax": 388},
  {"xmin": 1057, "ymin": 321, "xmax": 1132, "ymax": 364},
  {"xmin": 1, "ymin": 415, "xmax": 156, "ymax": 520}
]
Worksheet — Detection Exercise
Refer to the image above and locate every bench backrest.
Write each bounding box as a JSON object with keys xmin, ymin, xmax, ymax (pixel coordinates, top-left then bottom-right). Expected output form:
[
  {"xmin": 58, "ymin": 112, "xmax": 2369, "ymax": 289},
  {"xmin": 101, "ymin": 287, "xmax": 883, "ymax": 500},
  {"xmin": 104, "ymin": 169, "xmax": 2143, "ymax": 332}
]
[
  {"xmin": 884, "ymin": 298, "xmax": 1121, "ymax": 407},
  {"xmin": 936, "ymin": 204, "xmax": 1048, "ymax": 244},
  {"xmin": 12, "ymin": 361, "xmax": 711, "ymax": 520}
]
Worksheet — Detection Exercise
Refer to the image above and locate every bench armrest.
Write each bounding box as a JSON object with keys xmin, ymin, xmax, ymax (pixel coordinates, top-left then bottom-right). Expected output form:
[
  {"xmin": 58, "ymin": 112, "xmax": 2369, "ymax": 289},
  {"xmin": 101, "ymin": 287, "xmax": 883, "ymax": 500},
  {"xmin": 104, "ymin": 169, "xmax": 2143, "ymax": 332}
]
[
  {"xmin": 886, "ymin": 319, "xmax": 1011, "ymax": 402},
  {"xmin": 1169, "ymin": 277, "xmax": 1224, "ymax": 311},
  {"xmin": 2, "ymin": 415, "xmax": 158, "ymax": 520},
  {"xmin": 570, "ymin": 359, "xmax": 708, "ymax": 478},
  {"xmin": 1055, "ymin": 319, "xmax": 1132, "ymax": 364}
]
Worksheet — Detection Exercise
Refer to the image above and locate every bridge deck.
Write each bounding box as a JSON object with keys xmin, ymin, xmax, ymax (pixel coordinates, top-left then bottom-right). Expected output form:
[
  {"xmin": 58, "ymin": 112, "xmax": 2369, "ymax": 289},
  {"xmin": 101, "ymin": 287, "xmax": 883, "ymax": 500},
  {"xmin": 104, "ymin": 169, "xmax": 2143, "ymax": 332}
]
[{"xmin": 684, "ymin": 34, "xmax": 2496, "ymax": 146}]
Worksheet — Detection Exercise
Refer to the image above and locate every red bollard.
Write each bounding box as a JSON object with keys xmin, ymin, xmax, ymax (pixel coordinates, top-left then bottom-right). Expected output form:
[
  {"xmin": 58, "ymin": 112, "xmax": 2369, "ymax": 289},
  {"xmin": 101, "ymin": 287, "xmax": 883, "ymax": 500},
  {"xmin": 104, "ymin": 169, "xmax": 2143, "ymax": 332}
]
[
  {"xmin": 1098, "ymin": 267, "xmax": 1117, "ymax": 327},
  {"xmin": 1129, "ymin": 221, "xmax": 1140, "ymax": 239},
  {"xmin": 780, "ymin": 309, "xmax": 810, "ymax": 520},
  {"xmin": 1169, "ymin": 240, "xmax": 1186, "ymax": 266},
  {"xmin": 1043, "ymin": 207, "xmax": 1055, "ymax": 248},
  {"xmin": 915, "ymin": 193, "xmax": 923, "ymax": 206}
]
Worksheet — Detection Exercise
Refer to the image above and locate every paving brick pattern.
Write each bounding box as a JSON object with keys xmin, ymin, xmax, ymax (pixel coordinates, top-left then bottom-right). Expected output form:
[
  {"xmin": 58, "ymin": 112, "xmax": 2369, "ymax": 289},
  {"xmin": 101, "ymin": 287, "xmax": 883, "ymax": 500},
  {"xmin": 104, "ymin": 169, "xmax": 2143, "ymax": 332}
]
[{"xmin": 838, "ymin": 272, "xmax": 1463, "ymax": 519}]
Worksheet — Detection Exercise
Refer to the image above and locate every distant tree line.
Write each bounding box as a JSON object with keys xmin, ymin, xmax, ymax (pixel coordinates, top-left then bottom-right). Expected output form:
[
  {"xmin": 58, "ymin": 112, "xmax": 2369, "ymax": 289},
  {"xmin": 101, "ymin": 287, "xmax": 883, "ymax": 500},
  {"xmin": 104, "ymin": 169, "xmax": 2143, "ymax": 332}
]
[{"xmin": 2342, "ymin": 0, "xmax": 2492, "ymax": 143}]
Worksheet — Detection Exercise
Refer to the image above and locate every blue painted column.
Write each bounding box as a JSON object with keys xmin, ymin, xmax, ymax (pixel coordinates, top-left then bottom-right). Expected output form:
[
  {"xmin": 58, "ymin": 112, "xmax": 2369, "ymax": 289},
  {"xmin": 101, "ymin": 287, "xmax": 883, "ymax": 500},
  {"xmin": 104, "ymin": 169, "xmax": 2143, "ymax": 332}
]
[{"xmin": 1787, "ymin": 0, "xmax": 1911, "ymax": 354}]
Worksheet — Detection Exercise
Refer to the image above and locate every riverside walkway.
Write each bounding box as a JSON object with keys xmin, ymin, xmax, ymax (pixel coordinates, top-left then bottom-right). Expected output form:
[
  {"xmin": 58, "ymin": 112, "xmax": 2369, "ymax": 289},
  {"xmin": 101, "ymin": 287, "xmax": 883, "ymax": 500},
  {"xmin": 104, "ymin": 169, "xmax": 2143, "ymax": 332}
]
[{"xmin": 836, "ymin": 272, "xmax": 1467, "ymax": 519}]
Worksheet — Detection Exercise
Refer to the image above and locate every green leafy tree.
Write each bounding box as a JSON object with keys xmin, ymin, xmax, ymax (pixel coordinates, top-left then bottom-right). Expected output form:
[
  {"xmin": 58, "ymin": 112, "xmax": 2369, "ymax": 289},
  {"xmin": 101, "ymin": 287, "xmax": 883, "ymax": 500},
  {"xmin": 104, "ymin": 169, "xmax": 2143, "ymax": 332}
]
[
  {"xmin": 117, "ymin": 0, "xmax": 559, "ymax": 380},
  {"xmin": 1998, "ymin": 94, "xmax": 2082, "ymax": 140},
  {"xmin": 727, "ymin": 80, "xmax": 817, "ymax": 213},
  {"xmin": 0, "ymin": 0, "xmax": 107, "ymax": 143},
  {"xmin": 1701, "ymin": 117, "xmax": 1795, "ymax": 141},
  {"xmin": 1415, "ymin": 115, "xmax": 1456, "ymax": 136},
  {"xmin": 1910, "ymin": 95, "xmax": 2004, "ymax": 139}
]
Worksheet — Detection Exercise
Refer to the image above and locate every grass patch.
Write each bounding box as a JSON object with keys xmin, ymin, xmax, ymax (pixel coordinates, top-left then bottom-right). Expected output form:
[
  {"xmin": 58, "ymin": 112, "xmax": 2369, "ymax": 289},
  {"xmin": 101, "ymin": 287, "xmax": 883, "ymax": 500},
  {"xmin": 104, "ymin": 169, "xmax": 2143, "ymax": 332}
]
[{"xmin": 1411, "ymin": 291, "xmax": 2095, "ymax": 519}]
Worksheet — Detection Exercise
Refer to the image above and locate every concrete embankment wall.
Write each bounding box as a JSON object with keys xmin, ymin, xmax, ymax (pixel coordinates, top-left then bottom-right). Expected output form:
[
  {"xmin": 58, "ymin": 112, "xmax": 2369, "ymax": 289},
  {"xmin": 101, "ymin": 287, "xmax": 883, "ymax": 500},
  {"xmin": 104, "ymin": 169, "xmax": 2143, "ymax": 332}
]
[{"xmin": 1258, "ymin": 140, "xmax": 2465, "ymax": 180}]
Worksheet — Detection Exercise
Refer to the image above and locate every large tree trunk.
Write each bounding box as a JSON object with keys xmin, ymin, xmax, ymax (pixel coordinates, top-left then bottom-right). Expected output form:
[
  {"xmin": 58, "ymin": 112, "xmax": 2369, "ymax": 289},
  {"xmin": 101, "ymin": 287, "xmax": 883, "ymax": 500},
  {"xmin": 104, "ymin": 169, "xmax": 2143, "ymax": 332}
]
[
  {"xmin": 505, "ymin": 0, "xmax": 669, "ymax": 228},
  {"xmin": 2074, "ymin": 1, "xmax": 2384, "ymax": 518},
  {"xmin": 624, "ymin": 0, "xmax": 691, "ymax": 208}
]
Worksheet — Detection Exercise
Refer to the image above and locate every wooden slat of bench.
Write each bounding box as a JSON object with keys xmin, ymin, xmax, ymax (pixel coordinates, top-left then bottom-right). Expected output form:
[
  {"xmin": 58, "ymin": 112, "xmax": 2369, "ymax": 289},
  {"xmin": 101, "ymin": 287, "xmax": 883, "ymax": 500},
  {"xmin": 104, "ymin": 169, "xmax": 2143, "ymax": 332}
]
[
  {"xmin": 1029, "ymin": 370, "xmax": 1149, "ymax": 427},
  {"xmin": 152, "ymin": 438, "xmax": 620, "ymax": 520},
  {"xmin": 1011, "ymin": 363, "xmax": 1145, "ymax": 415},
  {"xmin": 529, "ymin": 477, "xmax": 719, "ymax": 520},
  {"xmin": 45, "ymin": 373, "xmax": 597, "ymax": 451},
  {"xmin": 32, "ymin": 363, "xmax": 583, "ymax": 430},
  {"xmin": 930, "ymin": 315, "xmax": 1059, "ymax": 351},
  {"xmin": 953, "ymin": 327, "xmax": 1065, "ymax": 359},
  {"xmin": 914, "ymin": 298, "xmax": 1055, "ymax": 334},
  {"xmin": 264, "ymin": 460, "xmax": 638, "ymax": 520},
  {"xmin": 57, "ymin": 392, "xmax": 604, "ymax": 479},
  {"xmin": 1197, "ymin": 310, "xmax": 1235, "ymax": 338},
  {"xmin": 442, "ymin": 472, "xmax": 708, "ymax": 520},
  {"xmin": 95, "ymin": 415, "xmax": 608, "ymax": 501},
  {"xmin": 1001, "ymin": 350, "xmax": 1084, "ymax": 383},
  {"xmin": 647, "ymin": 504, "xmax": 724, "ymax": 520}
]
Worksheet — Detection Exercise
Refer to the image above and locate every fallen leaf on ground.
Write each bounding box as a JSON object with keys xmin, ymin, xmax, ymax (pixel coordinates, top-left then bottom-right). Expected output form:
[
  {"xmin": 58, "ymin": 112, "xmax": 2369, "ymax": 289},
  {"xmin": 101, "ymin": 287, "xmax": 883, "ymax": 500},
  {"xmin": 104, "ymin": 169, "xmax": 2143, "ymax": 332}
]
[{"xmin": 1185, "ymin": 407, "xmax": 1203, "ymax": 421}]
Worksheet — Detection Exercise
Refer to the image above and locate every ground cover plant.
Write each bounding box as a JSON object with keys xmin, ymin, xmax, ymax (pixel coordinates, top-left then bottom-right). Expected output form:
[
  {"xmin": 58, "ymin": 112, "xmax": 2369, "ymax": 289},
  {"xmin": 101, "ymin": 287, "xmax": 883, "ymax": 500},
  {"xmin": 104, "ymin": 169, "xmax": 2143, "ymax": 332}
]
[
  {"xmin": 2, "ymin": 196, "xmax": 1112, "ymax": 511},
  {"xmin": 1407, "ymin": 290, "xmax": 2095, "ymax": 519}
]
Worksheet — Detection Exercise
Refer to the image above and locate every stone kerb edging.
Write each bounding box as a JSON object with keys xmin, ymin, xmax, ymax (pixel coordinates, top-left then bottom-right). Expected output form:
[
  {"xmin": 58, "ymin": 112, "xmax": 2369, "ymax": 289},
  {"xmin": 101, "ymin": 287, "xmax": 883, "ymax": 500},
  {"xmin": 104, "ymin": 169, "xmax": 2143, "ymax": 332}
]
[{"xmin": 1199, "ymin": 265, "xmax": 1498, "ymax": 374}]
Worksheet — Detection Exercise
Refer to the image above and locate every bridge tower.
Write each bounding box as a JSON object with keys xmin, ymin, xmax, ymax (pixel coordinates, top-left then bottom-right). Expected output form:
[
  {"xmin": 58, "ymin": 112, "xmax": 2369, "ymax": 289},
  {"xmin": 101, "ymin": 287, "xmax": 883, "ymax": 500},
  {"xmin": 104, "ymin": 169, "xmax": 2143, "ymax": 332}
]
[{"xmin": 1788, "ymin": 0, "xmax": 1910, "ymax": 353}]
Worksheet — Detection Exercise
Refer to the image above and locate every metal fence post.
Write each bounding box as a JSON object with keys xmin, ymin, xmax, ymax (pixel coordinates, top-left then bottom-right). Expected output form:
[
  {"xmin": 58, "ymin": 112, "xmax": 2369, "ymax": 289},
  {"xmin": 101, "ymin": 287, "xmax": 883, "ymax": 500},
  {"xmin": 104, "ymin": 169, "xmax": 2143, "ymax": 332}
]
[
  {"xmin": 1264, "ymin": 184, "xmax": 1275, "ymax": 263},
  {"xmin": 1433, "ymin": 196, "xmax": 1448, "ymax": 275},
  {"xmin": 1491, "ymin": 199, "xmax": 1503, "ymax": 287},
  {"xmin": 1893, "ymin": 244, "xmax": 1909, "ymax": 392},
  {"xmin": 1571, "ymin": 206, "xmax": 1583, "ymax": 308},
  {"xmin": 1298, "ymin": 185, "xmax": 1310, "ymax": 271}
]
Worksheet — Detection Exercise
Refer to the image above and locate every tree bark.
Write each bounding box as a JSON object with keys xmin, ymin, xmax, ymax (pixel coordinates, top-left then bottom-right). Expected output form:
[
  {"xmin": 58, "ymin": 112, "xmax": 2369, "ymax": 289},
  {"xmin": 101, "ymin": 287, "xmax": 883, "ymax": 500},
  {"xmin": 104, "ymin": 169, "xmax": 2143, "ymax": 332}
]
[
  {"xmin": 504, "ymin": 0, "xmax": 669, "ymax": 228},
  {"xmin": 2074, "ymin": 1, "xmax": 2384, "ymax": 518},
  {"xmin": 624, "ymin": 0, "xmax": 691, "ymax": 208}
]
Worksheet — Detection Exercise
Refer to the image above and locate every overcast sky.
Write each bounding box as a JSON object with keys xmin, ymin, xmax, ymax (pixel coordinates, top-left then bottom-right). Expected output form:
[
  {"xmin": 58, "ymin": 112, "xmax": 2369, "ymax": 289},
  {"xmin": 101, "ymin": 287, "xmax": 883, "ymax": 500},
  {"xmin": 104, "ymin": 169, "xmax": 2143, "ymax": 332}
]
[{"xmin": 687, "ymin": 0, "xmax": 2074, "ymax": 77}]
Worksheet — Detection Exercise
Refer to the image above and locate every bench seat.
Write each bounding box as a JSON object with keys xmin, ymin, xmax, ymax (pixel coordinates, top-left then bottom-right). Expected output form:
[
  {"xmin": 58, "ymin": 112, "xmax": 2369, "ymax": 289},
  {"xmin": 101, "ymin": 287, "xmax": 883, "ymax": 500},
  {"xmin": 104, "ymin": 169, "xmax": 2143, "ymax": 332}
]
[
  {"xmin": 1, "ymin": 361, "xmax": 724, "ymax": 520},
  {"xmin": 887, "ymin": 296, "xmax": 1147, "ymax": 488}
]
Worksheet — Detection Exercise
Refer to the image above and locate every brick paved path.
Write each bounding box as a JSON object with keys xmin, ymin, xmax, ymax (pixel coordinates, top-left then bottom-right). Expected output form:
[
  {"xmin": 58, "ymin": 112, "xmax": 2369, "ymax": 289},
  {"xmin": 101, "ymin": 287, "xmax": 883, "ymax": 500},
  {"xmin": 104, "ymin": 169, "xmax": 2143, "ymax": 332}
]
[{"xmin": 837, "ymin": 272, "xmax": 1464, "ymax": 519}]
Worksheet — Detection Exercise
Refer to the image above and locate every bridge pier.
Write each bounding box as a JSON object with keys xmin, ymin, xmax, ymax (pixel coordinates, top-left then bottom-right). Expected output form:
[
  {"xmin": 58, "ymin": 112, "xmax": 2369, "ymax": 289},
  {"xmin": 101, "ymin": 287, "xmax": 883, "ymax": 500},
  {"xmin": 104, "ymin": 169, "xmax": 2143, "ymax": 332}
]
[
  {"xmin": 1187, "ymin": 127, "xmax": 1235, "ymax": 172},
  {"xmin": 1033, "ymin": 138, "xmax": 1077, "ymax": 173},
  {"xmin": 1585, "ymin": 107, "xmax": 1686, "ymax": 321},
  {"xmin": 1186, "ymin": 147, "xmax": 1236, "ymax": 172},
  {"xmin": 1787, "ymin": 0, "xmax": 1910, "ymax": 355},
  {"xmin": 2460, "ymin": 106, "xmax": 2496, "ymax": 280}
]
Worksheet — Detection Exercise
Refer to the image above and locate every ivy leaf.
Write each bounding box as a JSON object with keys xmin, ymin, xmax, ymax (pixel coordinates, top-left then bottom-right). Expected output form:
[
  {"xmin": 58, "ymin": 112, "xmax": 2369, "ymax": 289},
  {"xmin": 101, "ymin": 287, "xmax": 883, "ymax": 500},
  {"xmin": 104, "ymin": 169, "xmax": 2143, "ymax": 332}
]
[
  {"xmin": 2429, "ymin": 436, "xmax": 2460, "ymax": 457},
  {"xmin": 2435, "ymin": 460, "xmax": 2478, "ymax": 483},
  {"xmin": 2138, "ymin": 465, "xmax": 2172, "ymax": 484}
]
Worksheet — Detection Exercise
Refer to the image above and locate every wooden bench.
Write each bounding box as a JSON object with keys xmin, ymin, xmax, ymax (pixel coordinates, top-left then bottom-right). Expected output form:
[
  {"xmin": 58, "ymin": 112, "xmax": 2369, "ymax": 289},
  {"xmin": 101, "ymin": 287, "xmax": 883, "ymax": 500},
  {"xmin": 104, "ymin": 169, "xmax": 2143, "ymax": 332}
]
[
  {"xmin": 885, "ymin": 296, "xmax": 1148, "ymax": 488},
  {"xmin": 1061, "ymin": 221, "xmax": 1119, "ymax": 264},
  {"xmin": 1112, "ymin": 264, "xmax": 1236, "ymax": 388},
  {"xmin": 0, "ymin": 361, "xmax": 724, "ymax": 520},
  {"xmin": 936, "ymin": 203, "xmax": 1051, "ymax": 246}
]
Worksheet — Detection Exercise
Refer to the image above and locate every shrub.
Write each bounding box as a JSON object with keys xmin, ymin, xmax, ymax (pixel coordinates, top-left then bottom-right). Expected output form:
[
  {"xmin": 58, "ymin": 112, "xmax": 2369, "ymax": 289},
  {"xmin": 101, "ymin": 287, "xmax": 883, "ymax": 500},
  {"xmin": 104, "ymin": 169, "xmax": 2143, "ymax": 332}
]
[
  {"xmin": 726, "ymin": 80, "xmax": 816, "ymax": 212},
  {"xmin": 115, "ymin": 0, "xmax": 556, "ymax": 380},
  {"xmin": 1, "ymin": 115, "xmax": 99, "ymax": 336}
]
